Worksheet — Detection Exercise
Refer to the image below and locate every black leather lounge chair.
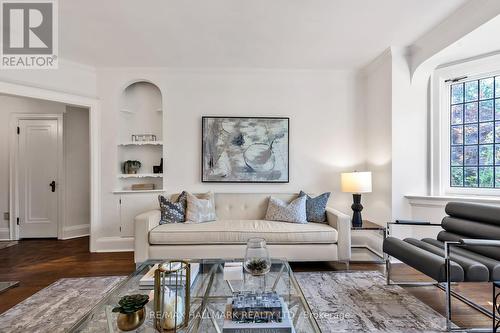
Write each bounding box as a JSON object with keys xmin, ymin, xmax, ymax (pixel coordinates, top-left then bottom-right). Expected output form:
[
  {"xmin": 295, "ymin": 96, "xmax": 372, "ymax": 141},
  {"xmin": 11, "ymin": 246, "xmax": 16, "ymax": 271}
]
[{"xmin": 383, "ymin": 201, "xmax": 500, "ymax": 332}]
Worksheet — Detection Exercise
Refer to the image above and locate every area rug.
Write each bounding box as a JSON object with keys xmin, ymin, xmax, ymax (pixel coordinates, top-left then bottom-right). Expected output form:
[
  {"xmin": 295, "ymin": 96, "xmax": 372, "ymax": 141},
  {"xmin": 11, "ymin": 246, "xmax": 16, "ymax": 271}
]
[
  {"xmin": 0, "ymin": 276, "xmax": 125, "ymax": 333},
  {"xmin": 0, "ymin": 241, "xmax": 17, "ymax": 250},
  {"xmin": 295, "ymin": 271, "xmax": 447, "ymax": 333}
]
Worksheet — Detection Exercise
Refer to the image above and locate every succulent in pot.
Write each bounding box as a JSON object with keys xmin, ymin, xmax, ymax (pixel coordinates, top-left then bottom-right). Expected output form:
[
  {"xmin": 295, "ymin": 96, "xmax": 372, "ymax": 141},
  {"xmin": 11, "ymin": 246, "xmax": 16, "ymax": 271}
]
[{"xmin": 113, "ymin": 294, "xmax": 149, "ymax": 331}]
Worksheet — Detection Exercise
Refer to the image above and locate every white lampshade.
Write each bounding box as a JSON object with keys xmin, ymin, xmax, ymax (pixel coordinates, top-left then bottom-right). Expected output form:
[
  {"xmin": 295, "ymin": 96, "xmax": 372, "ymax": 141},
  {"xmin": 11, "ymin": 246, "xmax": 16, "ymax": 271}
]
[{"xmin": 341, "ymin": 171, "xmax": 372, "ymax": 193}]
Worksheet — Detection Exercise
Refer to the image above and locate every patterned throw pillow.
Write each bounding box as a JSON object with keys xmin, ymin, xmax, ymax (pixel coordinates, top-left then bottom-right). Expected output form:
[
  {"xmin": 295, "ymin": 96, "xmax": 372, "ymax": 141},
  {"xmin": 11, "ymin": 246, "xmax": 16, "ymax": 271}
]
[
  {"xmin": 299, "ymin": 191, "xmax": 331, "ymax": 223},
  {"xmin": 185, "ymin": 192, "xmax": 217, "ymax": 223},
  {"xmin": 265, "ymin": 196, "xmax": 307, "ymax": 224},
  {"xmin": 158, "ymin": 191, "xmax": 187, "ymax": 224}
]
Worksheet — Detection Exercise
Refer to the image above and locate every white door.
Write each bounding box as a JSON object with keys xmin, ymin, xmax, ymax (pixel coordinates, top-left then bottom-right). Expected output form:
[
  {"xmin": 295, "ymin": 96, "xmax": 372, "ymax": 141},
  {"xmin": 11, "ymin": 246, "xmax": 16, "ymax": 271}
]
[{"xmin": 18, "ymin": 119, "xmax": 59, "ymax": 238}]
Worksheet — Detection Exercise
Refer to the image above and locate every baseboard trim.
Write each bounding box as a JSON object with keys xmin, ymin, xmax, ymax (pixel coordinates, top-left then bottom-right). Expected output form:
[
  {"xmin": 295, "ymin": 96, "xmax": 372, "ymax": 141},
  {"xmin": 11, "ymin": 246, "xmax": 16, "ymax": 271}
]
[
  {"xmin": 61, "ymin": 224, "xmax": 90, "ymax": 240},
  {"xmin": 93, "ymin": 236, "xmax": 134, "ymax": 252},
  {"xmin": 0, "ymin": 227, "xmax": 10, "ymax": 240}
]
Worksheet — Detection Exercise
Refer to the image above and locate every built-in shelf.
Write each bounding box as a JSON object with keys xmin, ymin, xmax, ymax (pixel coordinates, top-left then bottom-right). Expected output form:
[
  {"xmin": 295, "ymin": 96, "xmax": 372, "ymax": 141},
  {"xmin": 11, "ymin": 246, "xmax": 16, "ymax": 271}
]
[
  {"xmin": 117, "ymin": 173, "xmax": 163, "ymax": 179},
  {"xmin": 118, "ymin": 141, "xmax": 163, "ymax": 146},
  {"xmin": 112, "ymin": 189, "xmax": 166, "ymax": 194},
  {"xmin": 120, "ymin": 108, "xmax": 162, "ymax": 114}
]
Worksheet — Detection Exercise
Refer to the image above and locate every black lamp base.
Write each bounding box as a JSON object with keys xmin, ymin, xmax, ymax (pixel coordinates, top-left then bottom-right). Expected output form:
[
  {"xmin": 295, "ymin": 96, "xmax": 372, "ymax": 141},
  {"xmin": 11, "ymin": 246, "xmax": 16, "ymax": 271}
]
[{"xmin": 351, "ymin": 193, "xmax": 363, "ymax": 228}]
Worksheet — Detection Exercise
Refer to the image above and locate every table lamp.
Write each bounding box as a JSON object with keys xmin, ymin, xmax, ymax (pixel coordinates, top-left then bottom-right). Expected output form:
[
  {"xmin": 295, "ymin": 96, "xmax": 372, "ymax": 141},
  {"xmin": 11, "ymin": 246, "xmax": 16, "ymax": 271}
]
[{"xmin": 341, "ymin": 171, "xmax": 372, "ymax": 227}]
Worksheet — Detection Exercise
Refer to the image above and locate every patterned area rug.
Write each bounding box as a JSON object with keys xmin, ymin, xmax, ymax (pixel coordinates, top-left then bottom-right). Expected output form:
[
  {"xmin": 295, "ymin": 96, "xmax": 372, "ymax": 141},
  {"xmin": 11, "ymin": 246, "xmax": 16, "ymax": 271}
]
[
  {"xmin": 295, "ymin": 271, "xmax": 447, "ymax": 333},
  {"xmin": 0, "ymin": 276, "xmax": 125, "ymax": 333},
  {"xmin": 0, "ymin": 241, "xmax": 18, "ymax": 250}
]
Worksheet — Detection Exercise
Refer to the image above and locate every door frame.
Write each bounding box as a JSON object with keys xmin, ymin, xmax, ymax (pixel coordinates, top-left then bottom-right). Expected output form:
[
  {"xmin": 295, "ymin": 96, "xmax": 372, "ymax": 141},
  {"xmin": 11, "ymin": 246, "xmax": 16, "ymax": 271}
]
[
  {"xmin": 10, "ymin": 114, "xmax": 64, "ymax": 239},
  {"xmin": 2, "ymin": 80, "xmax": 101, "ymax": 251}
]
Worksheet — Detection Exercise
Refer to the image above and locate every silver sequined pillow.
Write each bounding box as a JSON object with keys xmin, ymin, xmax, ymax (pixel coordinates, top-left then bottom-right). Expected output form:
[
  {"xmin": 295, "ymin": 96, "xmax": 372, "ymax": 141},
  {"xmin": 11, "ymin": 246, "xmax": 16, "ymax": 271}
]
[{"xmin": 265, "ymin": 196, "xmax": 307, "ymax": 224}]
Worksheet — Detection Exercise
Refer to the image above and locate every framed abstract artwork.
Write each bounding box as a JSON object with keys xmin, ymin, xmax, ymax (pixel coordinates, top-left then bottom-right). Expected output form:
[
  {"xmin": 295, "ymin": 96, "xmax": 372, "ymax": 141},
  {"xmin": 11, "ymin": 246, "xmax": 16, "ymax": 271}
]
[{"xmin": 202, "ymin": 116, "xmax": 289, "ymax": 183}]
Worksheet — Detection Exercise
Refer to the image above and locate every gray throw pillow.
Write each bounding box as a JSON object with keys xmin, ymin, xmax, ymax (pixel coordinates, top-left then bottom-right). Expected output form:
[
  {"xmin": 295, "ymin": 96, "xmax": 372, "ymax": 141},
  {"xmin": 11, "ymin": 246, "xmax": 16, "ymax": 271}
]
[
  {"xmin": 265, "ymin": 196, "xmax": 307, "ymax": 224},
  {"xmin": 158, "ymin": 191, "xmax": 187, "ymax": 224},
  {"xmin": 185, "ymin": 192, "xmax": 217, "ymax": 223},
  {"xmin": 299, "ymin": 191, "xmax": 331, "ymax": 223}
]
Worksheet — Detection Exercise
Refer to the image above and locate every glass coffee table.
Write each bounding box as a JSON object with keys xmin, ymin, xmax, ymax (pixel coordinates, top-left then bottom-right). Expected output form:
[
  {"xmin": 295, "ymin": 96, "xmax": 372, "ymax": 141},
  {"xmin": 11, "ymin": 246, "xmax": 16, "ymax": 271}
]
[{"xmin": 69, "ymin": 259, "xmax": 321, "ymax": 332}]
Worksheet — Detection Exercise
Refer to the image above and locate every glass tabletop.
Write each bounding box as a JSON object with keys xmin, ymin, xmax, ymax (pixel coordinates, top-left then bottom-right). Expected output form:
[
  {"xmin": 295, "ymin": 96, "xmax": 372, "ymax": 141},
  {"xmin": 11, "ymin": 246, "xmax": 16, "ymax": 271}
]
[{"xmin": 69, "ymin": 259, "xmax": 321, "ymax": 333}]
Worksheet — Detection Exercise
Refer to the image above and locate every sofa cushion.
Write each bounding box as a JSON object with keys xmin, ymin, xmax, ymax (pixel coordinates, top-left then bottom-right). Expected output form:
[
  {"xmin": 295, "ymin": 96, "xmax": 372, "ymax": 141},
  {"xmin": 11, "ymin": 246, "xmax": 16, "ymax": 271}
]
[
  {"xmin": 299, "ymin": 191, "xmax": 330, "ymax": 223},
  {"xmin": 149, "ymin": 219, "xmax": 338, "ymax": 245},
  {"xmin": 159, "ymin": 192, "xmax": 187, "ymax": 224},
  {"xmin": 265, "ymin": 196, "xmax": 307, "ymax": 224},
  {"xmin": 185, "ymin": 192, "xmax": 216, "ymax": 223}
]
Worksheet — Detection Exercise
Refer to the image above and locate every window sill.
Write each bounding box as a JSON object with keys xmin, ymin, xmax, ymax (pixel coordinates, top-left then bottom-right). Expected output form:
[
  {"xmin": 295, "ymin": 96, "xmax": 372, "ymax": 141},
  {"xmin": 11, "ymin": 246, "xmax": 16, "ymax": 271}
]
[{"xmin": 405, "ymin": 194, "xmax": 500, "ymax": 205}]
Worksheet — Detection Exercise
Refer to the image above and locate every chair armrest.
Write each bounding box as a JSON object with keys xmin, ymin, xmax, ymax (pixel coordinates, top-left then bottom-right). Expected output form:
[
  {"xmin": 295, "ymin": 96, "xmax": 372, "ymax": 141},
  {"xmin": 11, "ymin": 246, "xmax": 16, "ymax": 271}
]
[
  {"xmin": 326, "ymin": 207, "xmax": 351, "ymax": 261},
  {"xmin": 458, "ymin": 239, "xmax": 500, "ymax": 246},
  {"xmin": 134, "ymin": 209, "xmax": 161, "ymax": 263}
]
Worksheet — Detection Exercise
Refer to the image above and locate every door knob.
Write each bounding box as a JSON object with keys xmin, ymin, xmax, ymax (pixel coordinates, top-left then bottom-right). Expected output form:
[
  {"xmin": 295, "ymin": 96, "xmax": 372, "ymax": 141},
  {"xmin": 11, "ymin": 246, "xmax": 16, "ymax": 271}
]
[{"xmin": 49, "ymin": 181, "xmax": 56, "ymax": 192}]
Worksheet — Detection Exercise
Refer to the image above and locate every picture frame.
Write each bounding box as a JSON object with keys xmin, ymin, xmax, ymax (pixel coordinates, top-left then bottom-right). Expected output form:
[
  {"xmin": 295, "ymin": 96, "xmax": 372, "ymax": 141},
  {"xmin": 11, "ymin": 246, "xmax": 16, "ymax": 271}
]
[{"xmin": 202, "ymin": 116, "xmax": 289, "ymax": 183}]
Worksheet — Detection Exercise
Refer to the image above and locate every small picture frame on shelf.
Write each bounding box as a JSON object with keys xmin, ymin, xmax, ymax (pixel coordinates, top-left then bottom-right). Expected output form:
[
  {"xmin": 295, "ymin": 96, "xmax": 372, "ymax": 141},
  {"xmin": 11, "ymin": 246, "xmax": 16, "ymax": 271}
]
[{"xmin": 132, "ymin": 134, "xmax": 157, "ymax": 142}]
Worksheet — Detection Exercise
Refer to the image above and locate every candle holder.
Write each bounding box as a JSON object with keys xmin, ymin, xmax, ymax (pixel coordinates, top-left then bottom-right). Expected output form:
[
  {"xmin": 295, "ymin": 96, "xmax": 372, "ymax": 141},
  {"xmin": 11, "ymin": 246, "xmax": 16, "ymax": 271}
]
[{"xmin": 154, "ymin": 261, "xmax": 191, "ymax": 332}]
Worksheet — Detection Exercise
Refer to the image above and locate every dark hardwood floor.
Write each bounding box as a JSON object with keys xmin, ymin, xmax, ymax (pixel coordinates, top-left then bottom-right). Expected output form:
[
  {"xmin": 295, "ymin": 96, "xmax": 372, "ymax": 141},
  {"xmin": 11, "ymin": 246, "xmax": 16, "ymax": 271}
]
[
  {"xmin": 0, "ymin": 237, "xmax": 135, "ymax": 314},
  {"xmin": 0, "ymin": 237, "xmax": 493, "ymax": 329}
]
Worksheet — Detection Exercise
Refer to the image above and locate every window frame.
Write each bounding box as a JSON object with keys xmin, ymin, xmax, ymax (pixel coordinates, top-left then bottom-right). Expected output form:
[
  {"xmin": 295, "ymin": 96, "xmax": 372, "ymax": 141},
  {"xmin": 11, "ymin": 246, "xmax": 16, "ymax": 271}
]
[{"xmin": 437, "ymin": 63, "xmax": 500, "ymax": 196}]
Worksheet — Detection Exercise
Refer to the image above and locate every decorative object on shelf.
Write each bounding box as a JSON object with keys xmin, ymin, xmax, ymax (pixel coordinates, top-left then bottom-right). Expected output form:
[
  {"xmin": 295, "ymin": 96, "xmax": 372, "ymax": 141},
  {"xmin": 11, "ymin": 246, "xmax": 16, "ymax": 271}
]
[
  {"xmin": 154, "ymin": 261, "xmax": 191, "ymax": 332},
  {"xmin": 131, "ymin": 183, "xmax": 155, "ymax": 191},
  {"xmin": 132, "ymin": 134, "xmax": 157, "ymax": 142},
  {"xmin": 244, "ymin": 238, "xmax": 271, "ymax": 276},
  {"xmin": 123, "ymin": 160, "xmax": 142, "ymax": 174},
  {"xmin": 112, "ymin": 294, "xmax": 149, "ymax": 331},
  {"xmin": 341, "ymin": 171, "xmax": 372, "ymax": 228},
  {"xmin": 202, "ymin": 116, "xmax": 289, "ymax": 183},
  {"xmin": 153, "ymin": 158, "xmax": 163, "ymax": 174}
]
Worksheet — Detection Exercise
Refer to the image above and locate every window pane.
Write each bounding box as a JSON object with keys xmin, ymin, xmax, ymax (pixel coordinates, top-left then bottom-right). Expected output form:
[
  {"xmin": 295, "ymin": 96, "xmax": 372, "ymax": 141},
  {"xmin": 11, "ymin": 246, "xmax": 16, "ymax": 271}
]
[
  {"xmin": 496, "ymin": 77, "xmax": 500, "ymax": 97},
  {"xmin": 479, "ymin": 167, "xmax": 494, "ymax": 187},
  {"xmin": 496, "ymin": 99, "xmax": 500, "ymax": 120},
  {"xmin": 479, "ymin": 122, "xmax": 494, "ymax": 143},
  {"xmin": 496, "ymin": 122, "xmax": 500, "ymax": 143},
  {"xmin": 480, "ymin": 78, "xmax": 494, "ymax": 100},
  {"xmin": 496, "ymin": 167, "xmax": 500, "ymax": 187},
  {"xmin": 465, "ymin": 81, "xmax": 478, "ymax": 102},
  {"xmin": 479, "ymin": 145, "xmax": 493, "ymax": 165},
  {"xmin": 464, "ymin": 124, "xmax": 478, "ymax": 144},
  {"xmin": 479, "ymin": 100, "xmax": 494, "ymax": 121},
  {"xmin": 496, "ymin": 145, "xmax": 500, "ymax": 165},
  {"xmin": 451, "ymin": 83, "xmax": 463, "ymax": 104},
  {"xmin": 451, "ymin": 146, "xmax": 463, "ymax": 166},
  {"xmin": 451, "ymin": 167, "xmax": 463, "ymax": 187},
  {"xmin": 451, "ymin": 125, "xmax": 463, "ymax": 145},
  {"xmin": 451, "ymin": 104, "xmax": 463, "ymax": 124},
  {"xmin": 464, "ymin": 167, "xmax": 478, "ymax": 187},
  {"xmin": 464, "ymin": 146, "xmax": 478, "ymax": 165},
  {"xmin": 465, "ymin": 102, "xmax": 478, "ymax": 123}
]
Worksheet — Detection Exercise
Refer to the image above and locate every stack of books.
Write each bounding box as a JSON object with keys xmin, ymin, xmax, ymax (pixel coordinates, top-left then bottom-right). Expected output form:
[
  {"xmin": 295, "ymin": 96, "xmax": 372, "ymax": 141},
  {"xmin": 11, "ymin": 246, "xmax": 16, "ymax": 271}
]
[
  {"xmin": 223, "ymin": 291, "xmax": 293, "ymax": 333},
  {"xmin": 139, "ymin": 263, "xmax": 199, "ymax": 289},
  {"xmin": 131, "ymin": 183, "xmax": 155, "ymax": 191}
]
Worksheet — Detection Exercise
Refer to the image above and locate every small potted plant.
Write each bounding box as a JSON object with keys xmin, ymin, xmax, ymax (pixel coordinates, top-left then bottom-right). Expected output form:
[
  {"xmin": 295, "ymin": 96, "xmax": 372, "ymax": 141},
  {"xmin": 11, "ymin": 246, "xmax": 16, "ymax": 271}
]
[{"xmin": 112, "ymin": 294, "xmax": 149, "ymax": 331}]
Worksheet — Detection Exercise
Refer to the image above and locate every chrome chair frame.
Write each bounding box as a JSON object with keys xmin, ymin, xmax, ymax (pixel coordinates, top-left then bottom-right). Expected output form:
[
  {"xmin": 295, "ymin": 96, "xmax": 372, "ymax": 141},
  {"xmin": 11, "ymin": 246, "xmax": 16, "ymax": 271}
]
[{"xmin": 385, "ymin": 222, "xmax": 500, "ymax": 333}]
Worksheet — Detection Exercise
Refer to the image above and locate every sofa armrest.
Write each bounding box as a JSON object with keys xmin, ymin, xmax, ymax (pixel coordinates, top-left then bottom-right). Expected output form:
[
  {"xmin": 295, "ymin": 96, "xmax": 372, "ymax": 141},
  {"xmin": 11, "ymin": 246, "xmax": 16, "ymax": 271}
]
[
  {"xmin": 134, "ymin": 209, "xmax": 161, "ymax": 263},
  {"xmin": 326, "ymin": 207, "xmax": 351, "ymax": 261}
]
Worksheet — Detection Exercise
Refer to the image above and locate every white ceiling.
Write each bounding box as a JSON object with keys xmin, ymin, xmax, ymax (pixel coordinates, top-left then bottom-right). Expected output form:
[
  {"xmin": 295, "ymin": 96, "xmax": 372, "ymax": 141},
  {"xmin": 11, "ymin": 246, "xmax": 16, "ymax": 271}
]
[{"xmin": 60, "ymin": 0, "xmax": 468, "ymax": 69}]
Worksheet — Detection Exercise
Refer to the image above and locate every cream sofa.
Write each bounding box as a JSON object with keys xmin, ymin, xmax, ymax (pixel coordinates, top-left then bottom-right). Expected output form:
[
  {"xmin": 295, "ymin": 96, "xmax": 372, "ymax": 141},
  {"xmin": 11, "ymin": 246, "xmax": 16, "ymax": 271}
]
[{"xmin": 134, "ymin": 193, "xmax": 351, "ymax": 264}]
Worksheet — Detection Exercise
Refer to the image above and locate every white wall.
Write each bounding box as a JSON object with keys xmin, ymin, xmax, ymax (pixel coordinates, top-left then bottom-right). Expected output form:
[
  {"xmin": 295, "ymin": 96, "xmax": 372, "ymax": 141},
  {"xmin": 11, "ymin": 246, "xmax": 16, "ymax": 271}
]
[
  {"xmin": 0, "ymin": 60, "xmax": 97, "ymax": 98},
  {"xmin": 0, "ymin": 95, "xmax": 90, "ymax": 239},
  {"xmin": 94, "ymin": 68, "xmax": 365, "ymax": 250},
  {"xmin": 63, "ymin": 106, "xmax": 90, "ymax": 239},
  {"xmin": 361, "ymin": 50, "xmax": 393, "ymax": 224}
]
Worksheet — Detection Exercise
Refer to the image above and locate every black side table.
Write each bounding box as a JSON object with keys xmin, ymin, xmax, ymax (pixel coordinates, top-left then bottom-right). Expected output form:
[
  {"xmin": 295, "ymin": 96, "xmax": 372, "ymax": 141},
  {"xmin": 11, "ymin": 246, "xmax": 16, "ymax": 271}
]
[{"xmin": 495, "ymin": 281, "xmax": 500, "ymax": 333}]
